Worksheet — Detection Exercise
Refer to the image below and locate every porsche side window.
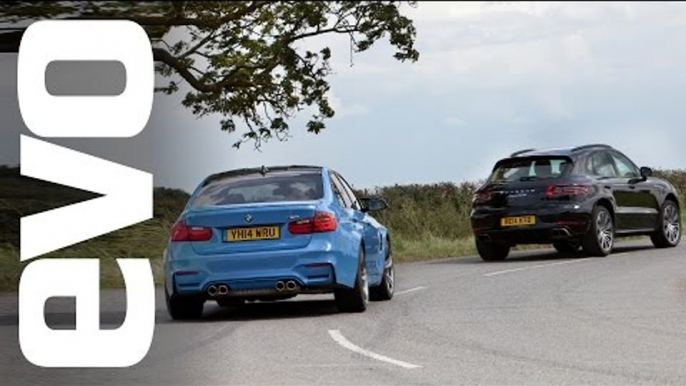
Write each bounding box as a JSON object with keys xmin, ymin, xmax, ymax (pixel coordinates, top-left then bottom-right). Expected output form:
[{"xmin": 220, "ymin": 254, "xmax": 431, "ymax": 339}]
[
  {"xmin": 610, "ymin": 152, "xmax": 640, "ymax": 178},
  {"xmin": 586, "ymin": 151, "xmax": 617, "ymax": 178}
]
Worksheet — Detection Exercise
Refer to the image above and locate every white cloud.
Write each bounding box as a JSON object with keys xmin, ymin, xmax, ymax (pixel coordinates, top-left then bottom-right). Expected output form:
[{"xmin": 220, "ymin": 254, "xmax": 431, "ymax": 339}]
[
  {"xmin": 193, "ymin": 2, "xmax": 686, "ymax": 188},
  {"xmin": 6, "ymin": 2, "xmax": 684, "ymax": 191}
]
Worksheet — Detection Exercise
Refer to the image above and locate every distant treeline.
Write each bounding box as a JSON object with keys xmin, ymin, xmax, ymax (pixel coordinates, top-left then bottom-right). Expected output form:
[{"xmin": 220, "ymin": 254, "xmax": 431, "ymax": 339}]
[
  {"xmin": 0, "ymin": 166, "xmax": 189, "ymax": 248},
  {"xmin": 1, "ymin": 165, "xmax": 685, "ymax": 290},
  {"xmin": 355, "ymin": 181, "xmax": 481, "ymax": 241},
  {"xmin": 1, "ymin": 165, "xmax": 685, "ymax": 248}
]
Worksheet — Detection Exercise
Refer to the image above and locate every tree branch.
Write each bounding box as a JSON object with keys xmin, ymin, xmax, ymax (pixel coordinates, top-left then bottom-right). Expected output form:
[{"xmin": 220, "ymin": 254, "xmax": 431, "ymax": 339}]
[
  {"xmin": 0, "ymin": 1, "xmax": 272, "ymax": 54},
  {"xmin": 152, "ymin": 48, "xmax": 216, "ymax": 92},
  {"xmin": 76, "ymin": 1, "xmax": 271, "ymax": 28},
  {"xmin": 178, "ymin": 29, "xmax": 217, "ymax": 59},
  {"xmin": 289, "ymin": 25, "xmax": 361, "ymax": 43},
  {"xmin": 153, "ymin": 47, "xmax": 258, "ymax": 92}
]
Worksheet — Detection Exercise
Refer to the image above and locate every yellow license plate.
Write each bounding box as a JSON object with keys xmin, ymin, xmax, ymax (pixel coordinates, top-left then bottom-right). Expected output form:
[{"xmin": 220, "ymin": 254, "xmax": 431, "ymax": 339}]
[
  {"xmin": 226, "ymin": 226, "xmax": 280, "ymax": 242},
  {"xmin": 501, "ymin": 216, "xmax": 536, "ymax": 227}
]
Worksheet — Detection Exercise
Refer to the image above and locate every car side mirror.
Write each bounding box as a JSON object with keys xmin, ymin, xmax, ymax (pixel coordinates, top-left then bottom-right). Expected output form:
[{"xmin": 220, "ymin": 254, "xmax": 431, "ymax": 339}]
[
  {"xmin": 640, "ymin": 166, "xmax": 653, "ymax": 179},
  {"xmin": 360, "ymin": 197, "xmax": 388, "ymax": 213}
]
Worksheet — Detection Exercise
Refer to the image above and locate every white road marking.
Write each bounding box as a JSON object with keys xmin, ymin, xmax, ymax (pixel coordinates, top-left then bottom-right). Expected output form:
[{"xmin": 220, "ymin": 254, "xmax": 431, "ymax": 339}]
[
  {"xmin": 395, "ymin": 286, "xmax": 427, "ymax": 295},
  {"xmin": 483, "ymin": 258, "xmax": 592, "ymax": 277},
  {"xmin": 289, "ymin": 363, "xmax": 388, "ymax": 368},
  {"xmin": 328, "ymin": 330, "xmax": 421, "ymax": 369}
]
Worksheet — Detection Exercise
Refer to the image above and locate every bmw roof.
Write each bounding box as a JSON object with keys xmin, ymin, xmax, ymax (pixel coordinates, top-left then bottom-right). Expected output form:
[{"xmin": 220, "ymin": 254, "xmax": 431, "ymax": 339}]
[{"xmin": 202, "ymin": 165, "xmax": 324, "ymax": 186}]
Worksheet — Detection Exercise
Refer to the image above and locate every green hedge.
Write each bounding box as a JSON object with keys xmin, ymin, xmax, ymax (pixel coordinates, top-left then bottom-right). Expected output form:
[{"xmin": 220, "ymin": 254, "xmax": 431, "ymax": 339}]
[
  {"xmin": 356, "ymin": 181, "xmax": 481, "ymax": 241},
  {"xmin": 359, "ymin": 169, "xmax": 686, "ymax": 242},
  {"xmin": 1, "ymin": 167, "xmax": 685, "ymax": 290}
]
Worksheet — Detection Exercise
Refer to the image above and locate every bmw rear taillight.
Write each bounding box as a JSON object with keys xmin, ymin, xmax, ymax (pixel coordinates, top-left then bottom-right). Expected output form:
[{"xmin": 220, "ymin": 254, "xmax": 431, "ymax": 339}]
[
  {"xmin": 546, "ymin": 185, "xmax": 591, "ymax": 199},
  {"xmin": 288, "ymin": 219, "xmax": 313, "ymax": 234},
  {"xmin": 288, "ymin": 212, "xmax": 338, "ymax": 234},
  {"xmin": 472, "ymin": 190, "xmax": 493, "ymax": 204},
  {"xmin": 171, "ymin": 221, "xmax": 213, "ymax": 242}
]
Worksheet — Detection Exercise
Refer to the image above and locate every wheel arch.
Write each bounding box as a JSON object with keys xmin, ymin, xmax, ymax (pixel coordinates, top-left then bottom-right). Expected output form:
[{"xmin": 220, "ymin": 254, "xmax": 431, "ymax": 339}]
[
  {"xmin": 595, "ymin": 197, "xmax": 616, "ymax": 220},
  {"xmin": 357, "ymin": 239, "xmax": 367, "ymax": 270},
  {"xmin": 381, "ymin": 228, "xmax": 391, "ymax": 253},
  {"xmin": 665, "ymin": 193, "xmax": 680, "ymax": 209}
]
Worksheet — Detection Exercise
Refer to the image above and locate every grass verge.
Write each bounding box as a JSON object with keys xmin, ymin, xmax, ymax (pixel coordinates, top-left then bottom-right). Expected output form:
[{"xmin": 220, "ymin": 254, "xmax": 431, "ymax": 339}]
[
  {"xmin": 394, "ymin": 235, "xmax": 477, "ymax": 263},
  {"xmin": 1, "ymin": 211, "xmax": 684, "ymax": 292},
  {"xmin": 0, "ymin": 218, "xmax": 170, "ymax": 293},
  {"xmin": 1, "ymin": 162, "xmax": 684, "ymax": 293}
]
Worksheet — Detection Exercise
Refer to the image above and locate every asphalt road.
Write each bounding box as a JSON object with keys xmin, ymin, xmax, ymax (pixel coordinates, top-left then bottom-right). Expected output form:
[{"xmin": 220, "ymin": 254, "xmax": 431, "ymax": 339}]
[{"xmin": 1, "ymin": 239, "xmax": 686, "ymax": 385}]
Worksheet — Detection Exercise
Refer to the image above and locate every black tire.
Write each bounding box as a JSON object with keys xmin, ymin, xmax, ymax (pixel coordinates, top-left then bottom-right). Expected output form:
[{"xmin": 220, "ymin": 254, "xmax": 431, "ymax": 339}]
[
  {"xmin": 476, "ymin": 240, "xmax": 510, "ymax": 261},
  {"xmin": 651, "ymin": 199, "xmax": 681, "ymax": 248},
  {"xmin": 217, "ymin": 298, "xmax": 245, "ymax": 308},
  {"xmin": 166, "ymin": 288, "xmax": 204, "ymax": 320},
  {"xmin": 553, "ymin": 239, "xmax": 581, "ymax": 254},
  {"xmin": 582, "ymin": 205, "xmax": 614, "ymax": 257},
  {"xmin": 370, "ymin": 240, "xmax": 394, "ymax": 301},
  {"xmin": 335, "ymin": 247, "xmax": 369, "ymax": 313}
]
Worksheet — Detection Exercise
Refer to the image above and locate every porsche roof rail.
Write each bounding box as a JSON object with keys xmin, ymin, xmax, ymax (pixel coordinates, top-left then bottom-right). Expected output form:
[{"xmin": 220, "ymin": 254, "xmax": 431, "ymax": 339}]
[
  {"xmin": 571, "ymin": 144, "xmax": 613, "ymax": 152},
  {"xmin": 510, "ymin": 148, "xmax": 536, "ymax": 157}
]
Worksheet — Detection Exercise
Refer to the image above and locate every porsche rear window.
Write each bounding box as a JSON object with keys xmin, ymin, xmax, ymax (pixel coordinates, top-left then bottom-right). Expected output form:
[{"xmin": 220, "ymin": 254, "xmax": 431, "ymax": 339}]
[
  {"xmin": 490, "ymin": 157, "xmax": 573, "ymax": 183},
  {"xmin": 190, "ymin": 171, "xmax": 324, "ymax": 208}
]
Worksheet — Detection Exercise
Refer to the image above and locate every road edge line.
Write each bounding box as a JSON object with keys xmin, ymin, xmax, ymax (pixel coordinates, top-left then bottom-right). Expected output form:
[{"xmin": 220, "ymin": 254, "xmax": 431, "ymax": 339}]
[{"xmin": 328, "ymin": 330, "xmax": 421, "ymax": 369}]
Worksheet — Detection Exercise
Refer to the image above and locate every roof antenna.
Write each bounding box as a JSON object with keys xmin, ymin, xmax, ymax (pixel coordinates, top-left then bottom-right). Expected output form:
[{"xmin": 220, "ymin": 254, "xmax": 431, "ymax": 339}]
[{"xmin": 260, "ymin": 165, "xmax": 269, "ymax": 176}]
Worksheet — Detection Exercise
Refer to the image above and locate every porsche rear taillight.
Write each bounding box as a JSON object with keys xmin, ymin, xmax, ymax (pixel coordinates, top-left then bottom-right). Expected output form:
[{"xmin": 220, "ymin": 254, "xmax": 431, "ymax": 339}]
[
  {"xmin": 288, "ymin": 212, "xmax": 338, "ymax": 234},
  {"xmin": 171, "ymin": 221, "xmax": 213, "ymax": 242},
  {"xmin": 472, "ymin": 190, "xmax": 493, "ymax": 204},
  {"xmin": 546, "ymin": 185, "xmax": 591, "ymax": 199}
]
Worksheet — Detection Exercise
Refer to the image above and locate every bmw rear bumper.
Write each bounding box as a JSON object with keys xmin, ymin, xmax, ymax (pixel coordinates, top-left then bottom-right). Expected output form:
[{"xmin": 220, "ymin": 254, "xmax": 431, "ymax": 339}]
[{"xmin": 164, "ymin": 241, "xmax": 351, "ymax": 297}]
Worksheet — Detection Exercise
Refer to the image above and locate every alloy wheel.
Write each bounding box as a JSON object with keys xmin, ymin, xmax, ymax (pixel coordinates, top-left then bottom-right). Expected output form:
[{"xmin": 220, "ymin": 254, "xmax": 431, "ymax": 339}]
[
  {"xmin": 596, "ymin": 209, "xmax": 614, "ymax": 252},
  {"xmin": 384, "ymin": 254, "xmax": 395, "ymax": 294},
  {"xmin": 664, "ymin": 203, "xmax": 681, "ymax": 244},
  {"xmin": 361, "ymin": 265, "xmax": 369, "ymax": 303}
]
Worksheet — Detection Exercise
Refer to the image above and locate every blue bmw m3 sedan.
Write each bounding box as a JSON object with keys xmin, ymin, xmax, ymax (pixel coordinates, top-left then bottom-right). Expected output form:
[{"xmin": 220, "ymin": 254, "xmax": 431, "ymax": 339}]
[{"xmin": 163, "ymin": 165, "xmax": 395, "ymax": 320}]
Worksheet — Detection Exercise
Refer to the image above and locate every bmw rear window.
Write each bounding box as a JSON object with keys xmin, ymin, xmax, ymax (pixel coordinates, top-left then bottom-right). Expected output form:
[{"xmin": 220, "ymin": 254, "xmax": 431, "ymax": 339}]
[
  {"xmin": 489, "ymin": 157, "xmax": 573, "ymax": 183},
  {"xmin": 190, "ymin": 171, "xmax": 324, "ymax": 208}
]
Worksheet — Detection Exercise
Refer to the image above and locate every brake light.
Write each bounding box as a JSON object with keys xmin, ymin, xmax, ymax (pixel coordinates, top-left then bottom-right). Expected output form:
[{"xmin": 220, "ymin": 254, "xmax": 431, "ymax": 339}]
[
  {"xmin": 171, "ymin": 221, "xmax": 213, "ymax": 242},
  {"xmin": 546, "ymin": 185, "xmax": 591, "ymax": 199},
  {"xmin": 472, "ymin": 190, "xmax": 493, "ymax": 204},
  {"xmin": 288, "ymin": 212, "xmax": 338, "ymax": 234}
]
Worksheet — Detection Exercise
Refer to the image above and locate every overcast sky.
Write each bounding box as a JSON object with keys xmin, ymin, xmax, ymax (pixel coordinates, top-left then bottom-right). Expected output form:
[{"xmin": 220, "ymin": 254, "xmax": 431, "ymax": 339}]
[{"xmin": 2, "ymin": 2, "xmax": 686, "ymax": 193}]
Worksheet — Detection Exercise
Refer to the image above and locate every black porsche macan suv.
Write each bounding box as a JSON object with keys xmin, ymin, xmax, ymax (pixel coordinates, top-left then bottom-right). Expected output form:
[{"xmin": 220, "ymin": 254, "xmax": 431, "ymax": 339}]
[{"xmin": 470, "ymin": 144, "xmax": 681, "ymax": 261}]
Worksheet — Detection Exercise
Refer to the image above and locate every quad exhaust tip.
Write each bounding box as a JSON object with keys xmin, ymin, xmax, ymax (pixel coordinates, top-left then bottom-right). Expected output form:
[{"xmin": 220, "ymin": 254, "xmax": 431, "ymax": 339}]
[
  {"xmin": 218, "ymin": 285, "xmax": 229, "ymax": 295},
  {"xmin": 207, "ymin": 284, "xmax": 229, "ymax": 297},
  {"xmin": 275, "ymin": 281, "xmax": 286, "ymax": 292},
  {"xmin": 211, "ymin": 281, "xmax": 296, "ymax": 295},
  {"xmin": 207, "ymin": 285, "xmax": 218, "ymax": 297},
  {"xmin": 276, "ymin": 280, "xmax": 298, "ymax": 292}
]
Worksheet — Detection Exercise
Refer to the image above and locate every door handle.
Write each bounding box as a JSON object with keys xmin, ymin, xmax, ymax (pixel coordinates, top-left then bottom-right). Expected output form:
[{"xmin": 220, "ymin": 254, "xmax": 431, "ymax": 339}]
[{"xmin": 604, "ymin": 185, "xmax": 612, "ymax": 190}]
